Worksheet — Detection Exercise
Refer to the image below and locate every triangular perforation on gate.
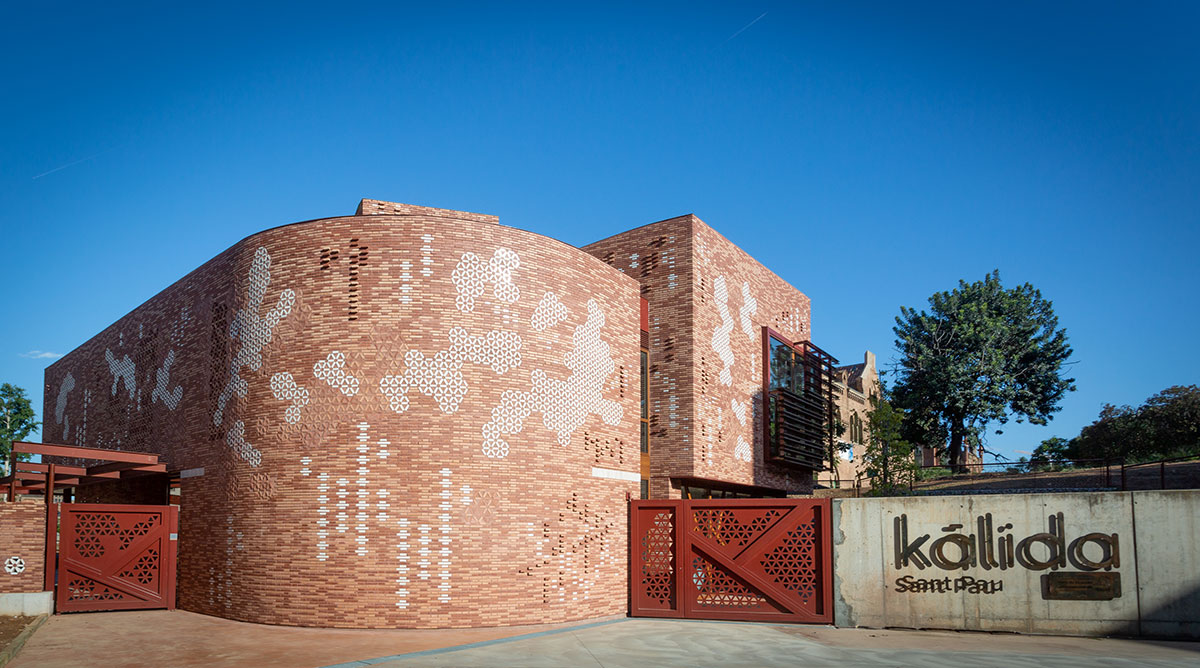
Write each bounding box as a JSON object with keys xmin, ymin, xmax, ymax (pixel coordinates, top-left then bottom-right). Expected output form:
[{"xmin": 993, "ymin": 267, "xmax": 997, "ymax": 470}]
[
  {"xmin": 690, "ymin": 508, "xmax": 784, "ymax": 551},
  {"xmin": 760, "ymin": 521, "xmax": 819, "ymax": 604},
  {"xmin": 689, "ymin": 552, "xmax": 784, "ymax": 612},
  {"xmin": 57, "ymin": 504, "xmax": 177, "ymax": 614},
  {"xmin": 630, "ymin": 499, "xmax": 832, "ymax": 625},
  {"xmin": 639, "ymin": 510, "xmax": 676, "ymax": 605}
]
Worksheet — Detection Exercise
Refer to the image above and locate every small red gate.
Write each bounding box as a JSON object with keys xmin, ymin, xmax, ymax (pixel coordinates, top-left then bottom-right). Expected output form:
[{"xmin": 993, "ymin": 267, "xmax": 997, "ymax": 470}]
[
  {"xmin": 56, "ymin": 503, "xmax": 178, "ymax": 613},
  {"xmin": 630, "ymin": 498, "xmax": 832, "ymax": 624}
]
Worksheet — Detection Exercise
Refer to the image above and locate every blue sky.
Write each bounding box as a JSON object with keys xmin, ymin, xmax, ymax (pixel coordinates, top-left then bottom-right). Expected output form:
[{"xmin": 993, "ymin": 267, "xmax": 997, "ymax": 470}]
[{"xmin": 2, "ymin": 1, "xmax": 1197, "ymax": 461}]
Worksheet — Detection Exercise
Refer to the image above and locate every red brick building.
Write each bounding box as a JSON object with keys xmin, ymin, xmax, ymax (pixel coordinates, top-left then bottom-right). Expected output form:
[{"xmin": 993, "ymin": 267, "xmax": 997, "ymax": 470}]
[
  {"xmin": 45, "ymin": 200, "xmax": 832, "ymax": 628},
  {"xmin": 584, "ymin": 215, "xmax": 827, "ymax": 499}
]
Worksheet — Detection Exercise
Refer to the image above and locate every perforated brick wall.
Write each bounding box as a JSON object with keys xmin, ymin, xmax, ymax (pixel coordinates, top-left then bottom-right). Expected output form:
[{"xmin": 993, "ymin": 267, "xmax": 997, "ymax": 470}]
[
  {"xmin": 584, "ymin": 215, "xmax": 815, "ymax": 496},
  {"xmin": 46, "ymin": 202, "xmax": 641, "ymax": 628}
]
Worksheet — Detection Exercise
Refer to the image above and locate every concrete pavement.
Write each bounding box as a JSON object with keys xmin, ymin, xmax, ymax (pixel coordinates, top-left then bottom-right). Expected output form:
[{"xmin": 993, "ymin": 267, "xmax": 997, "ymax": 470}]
[
  {"xmin": 8, "ymin": 610, "xmax": 618, "ymax": 668},
  {"xmin": 351, "ymin": 619, "xmax": 1200, "ymax": 668},
  {"xmin": 10, "ymin": 611, "xmax": 1200, "ymax": 668}
]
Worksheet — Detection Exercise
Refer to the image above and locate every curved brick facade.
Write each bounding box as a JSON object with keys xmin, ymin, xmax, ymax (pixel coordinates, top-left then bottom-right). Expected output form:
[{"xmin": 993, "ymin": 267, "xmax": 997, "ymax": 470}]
[{"xmin": 45, "ymin": 204, "xmax": 641, "ymax": 628}]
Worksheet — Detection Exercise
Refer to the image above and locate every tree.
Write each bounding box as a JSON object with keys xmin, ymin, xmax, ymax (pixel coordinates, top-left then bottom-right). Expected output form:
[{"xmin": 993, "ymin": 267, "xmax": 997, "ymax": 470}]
[
  {"xmin": 1071, "ymin": 403, "xmax": 1142, "ymax": 460},
  {"xmin": 1, "ymin": 384, "xmax": 39, "ymax": 476},
  {"xmin": 1030, "ymin": 436, "xmax": 1074, "ymax": 468},
  {"xmin": 1072, "ymin": 385, "xmax": 1200, "ymax": 462},
  {"xmin": 1139, "ymin": 385, "xmax": 1200, "ymax": 459},
  {"xmin": 891, "ymin": 271, "xmax": 1075, "ymax": 471},
  {"xmin": 860, "ymin": 392, "xmax": 917, "ymax": 494}
]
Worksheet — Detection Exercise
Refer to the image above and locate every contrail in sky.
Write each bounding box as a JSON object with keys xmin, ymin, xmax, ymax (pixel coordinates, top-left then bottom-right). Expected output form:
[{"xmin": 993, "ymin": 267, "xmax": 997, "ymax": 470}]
[
  {"xmin": 725, "ymin": 11, "xmax": 768, "ymax": 43},
  {"xmin": 32, "ymin": 152, "xmax": 105, "ymax": 180}
]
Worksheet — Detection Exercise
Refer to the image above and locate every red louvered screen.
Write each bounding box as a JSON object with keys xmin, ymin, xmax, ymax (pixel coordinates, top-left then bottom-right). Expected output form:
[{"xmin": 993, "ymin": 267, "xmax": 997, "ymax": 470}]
[
  {"xmin": 630, "ymin": 498, "xmax": 831, "ymax": 623},
  {"xmin": 57, "ymin": 504, "xmax": 178, "ymax": 613}
]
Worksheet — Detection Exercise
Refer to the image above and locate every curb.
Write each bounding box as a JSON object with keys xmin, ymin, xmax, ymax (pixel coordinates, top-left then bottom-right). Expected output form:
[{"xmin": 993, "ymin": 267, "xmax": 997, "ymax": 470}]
[{"xmin": 0, "ymin": 614, "xmax": 49, "ymax": 668}]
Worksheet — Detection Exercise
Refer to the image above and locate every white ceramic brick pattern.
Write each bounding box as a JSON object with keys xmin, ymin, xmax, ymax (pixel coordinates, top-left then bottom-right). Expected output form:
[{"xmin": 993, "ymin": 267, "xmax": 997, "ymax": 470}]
[
  {"xmin": 420, "ymin": 234, "xmax": 435, "ymax": 278},
  {"xmin": 314, "ymin": 351, "xmax": 360, "ymax": 396},
  {"xmin": 452, "ymin": 248, "xmax": 520, "ymax": 312},
  {"xmin": 531, "ymin": 292, "xmax": 569, "ymax": 332},
  {"xmin": 55, "ymin": 372, "xmax": 75, "ymax": 439},
  {"xmin": 4, "ymin": 556, "xmax": 24, "ymax": 575},
  {"xmin": 76, "ymin": 388, "xmax": 91, "ymax": 446},
  {"xmin": 398, "ymin": 259, "xmax": 414, "ymax": 305},
  {"xmin": 214, "ymin": 247, "xmax": 296, "ymax": 427},
  {"xmin": 739, "ymin": 281, "xmax": 758, "ymax": 340},
  {"xmin": 380, "ymin": 327, "xmax": 522, "ymax": 415},
  {"xmin": 300, "ymin": 424, "xmax": 443, "ymax": 611},
  {"xmin": 437, "ymin": 468, "xmax": 453, "ymax": 603},
  {"xmin": 270, "ymin": 372, "xmax": 309, "ymax": 424},
  {"xmin": 150, "ymin": 349, "xmax": 184, "ymax": 410},
  {"xmin": 394, "ymin": 516, "xmax": 410, "ymax": 608},
  {"xmin": 169, "ymin": 304, "xmax": 193, "ymax": 345},
  {"xmin": 225, "ymin": 420, "xmax": 262, "ymax": 467},
  {"xmin": 208, "ymin": 515, "xmax": 241, "ymax": 609},
  {"xmin": 481, "ymin": 299, "xmax": 623, "ymax": 458},
  {"xmin": 730, "ymin": 397, "xmax": 748, "ymax": 426},
  {"xmin": 711, "ymin": 275, "xmax": 735, "ymax": 386},
  {"xmin": 105, "ymin": 348, "xmax": 137, "ymax": 399},
  {"xmin": 734, "ymin": 435, "xmax": 752, "ymax": 462}
]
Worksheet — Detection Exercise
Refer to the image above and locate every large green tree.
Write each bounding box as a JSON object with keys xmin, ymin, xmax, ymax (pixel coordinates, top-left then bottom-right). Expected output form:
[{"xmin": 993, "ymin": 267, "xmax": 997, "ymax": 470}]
[
  {"xmin": 891, "ymin": 271, "xmax": 1075, "ymax": 470},
  {"xmin": 1, "ymin": 383, "xmax": 39, "ymax": 475},
  {"xmin": 1071, "ymin": 385, "xmax": 1200, "ymax": 462}
]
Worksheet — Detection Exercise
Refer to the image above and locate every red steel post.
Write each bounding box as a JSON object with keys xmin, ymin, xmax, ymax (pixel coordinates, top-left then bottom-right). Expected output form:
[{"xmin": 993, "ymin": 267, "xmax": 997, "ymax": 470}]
[{"xmin": 44, "ymin": 502, "xmax": 57, "ymax": 593}]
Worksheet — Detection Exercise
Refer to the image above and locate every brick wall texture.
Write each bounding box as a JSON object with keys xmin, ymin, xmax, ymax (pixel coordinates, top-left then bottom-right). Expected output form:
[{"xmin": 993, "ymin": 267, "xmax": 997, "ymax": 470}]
[
  {"xmin": 583, "ymin": 215, "xmax": 815, "ymax": 497},
  {"xmin": 0, "ymin": 503, "xmax": 47, "ymax": 593},
  {"xmin": 44, "ymin": 203, "xmax": 641, "ymax": 628}
]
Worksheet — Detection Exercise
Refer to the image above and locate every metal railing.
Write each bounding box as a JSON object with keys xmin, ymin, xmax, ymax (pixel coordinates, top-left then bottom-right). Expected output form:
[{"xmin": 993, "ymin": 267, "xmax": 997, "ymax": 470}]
[
  {"xmin": 1121, "ymin": 454, "xmax": 1200, "ymax": 490},
  {"xmin": 852, "ymin": 458, "xmax": 1124, "ymax": 497},
  {"xmin": 818, "ymin": 453, "xmax": 1200, "ymax": 497}
]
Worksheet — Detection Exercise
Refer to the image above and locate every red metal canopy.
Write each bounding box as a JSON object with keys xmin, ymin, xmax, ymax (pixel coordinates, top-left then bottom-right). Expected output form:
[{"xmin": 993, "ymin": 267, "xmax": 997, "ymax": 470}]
[{"xmin": 2, "ymin": 441, "xmax": 168, "ymax": 503}]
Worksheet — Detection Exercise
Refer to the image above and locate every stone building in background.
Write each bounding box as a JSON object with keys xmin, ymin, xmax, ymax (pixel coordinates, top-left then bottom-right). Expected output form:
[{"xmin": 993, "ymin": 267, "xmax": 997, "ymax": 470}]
[{"xmin": 826, "ymin": 351, "xmax": 880, "ymax": 487}]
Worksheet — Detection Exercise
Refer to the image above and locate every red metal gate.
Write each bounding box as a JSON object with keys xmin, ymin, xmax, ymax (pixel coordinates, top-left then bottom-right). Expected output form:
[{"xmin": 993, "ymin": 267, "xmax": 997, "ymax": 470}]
[
  {"xmin": 630, "ymin": 498, "xmax": 832, "ymax": 624},
  {"xmin": 56, "ymin": 504, "xmax": 178, "ymax": 613}
]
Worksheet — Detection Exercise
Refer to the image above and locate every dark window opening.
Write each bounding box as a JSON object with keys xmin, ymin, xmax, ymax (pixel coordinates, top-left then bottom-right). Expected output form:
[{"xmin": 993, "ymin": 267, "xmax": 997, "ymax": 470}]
[{"xmin": 762, "ymin": 328, "xmax": 837, "ymax": 471}]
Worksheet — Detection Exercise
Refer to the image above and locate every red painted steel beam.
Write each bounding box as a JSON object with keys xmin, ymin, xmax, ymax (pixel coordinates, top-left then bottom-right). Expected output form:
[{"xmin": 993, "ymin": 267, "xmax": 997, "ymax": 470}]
[
  {"xmin": 22, "ymin": 462, "xmax": 121, "ymax": 479},
  {"xmin": 87, "ymin": 461, "xmax": 167, "ymax": 476},
  {"xmin": 13, "ymin": 441, "xmax": 159, "ymax": 464},
  {"xmin": 26, "ymin": 477, "xmax": 82, "ymax": 490},
  {"xmin": 119, "ymin": 468, "xmax": 169, "ymax": 481}
]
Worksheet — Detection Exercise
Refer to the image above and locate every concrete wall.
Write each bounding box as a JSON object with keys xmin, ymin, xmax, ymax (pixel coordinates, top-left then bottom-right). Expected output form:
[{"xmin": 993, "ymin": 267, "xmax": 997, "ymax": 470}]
[{"xmin": 832, "ymin": 491, "xmax": 1200, "ymax": 638}]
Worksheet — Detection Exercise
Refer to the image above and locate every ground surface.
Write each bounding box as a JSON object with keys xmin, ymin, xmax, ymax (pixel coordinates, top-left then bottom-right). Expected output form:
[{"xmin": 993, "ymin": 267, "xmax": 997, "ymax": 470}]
[
  {"xmin": 8, "ymin": 610, "xmax": 615, "ymax": 668},
  {"xmin": 0, "ymin": 616, "xmax": 34, "ymax": 652},
  {"xmin": 360, "ymin": 619, "xmax": 1200, "ymax": 668},
  {"xmin": 10, "ymin": 611, "xmax": 1200, "ymax": 668}
]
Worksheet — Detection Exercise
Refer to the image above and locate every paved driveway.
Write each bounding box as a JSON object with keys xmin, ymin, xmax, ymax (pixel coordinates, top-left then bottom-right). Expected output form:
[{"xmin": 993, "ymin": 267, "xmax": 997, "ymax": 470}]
[
  {"xmin": 11, "ymin": 611, "xmax": 1199, "ymax": 668},
  {"xmin": 342, "ymin": 619, "xmax": 1200, "ymax": 668}
]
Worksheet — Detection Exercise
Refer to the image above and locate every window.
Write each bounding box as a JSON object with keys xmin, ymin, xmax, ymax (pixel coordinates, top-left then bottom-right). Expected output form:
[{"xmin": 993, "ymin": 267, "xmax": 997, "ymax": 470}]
[
  {"xmin": 768, "ymin": 335, "xmax": 805, "ymax": 394},
  {"xmin": 640, "ymin": 479, "xmax": 649, "ymax": 499},
  {"xmin": 762, "ymin": 328, "xmax": 837, "ymax": 470},
  {"xmin": 849, "ymin": 413, "xmax": 864, "ymax": 444}
]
